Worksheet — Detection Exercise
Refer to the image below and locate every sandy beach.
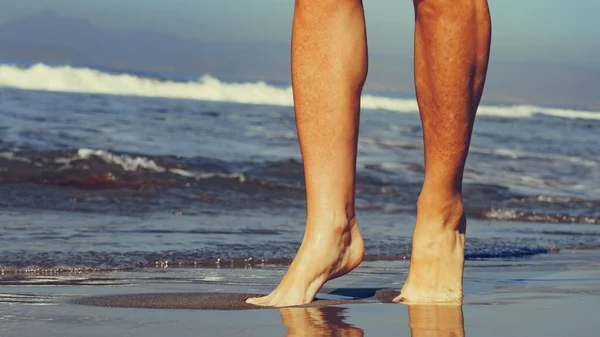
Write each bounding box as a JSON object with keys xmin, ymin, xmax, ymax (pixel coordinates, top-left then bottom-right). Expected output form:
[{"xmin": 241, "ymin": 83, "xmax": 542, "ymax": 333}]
[{"xmin": 1, "ymin": 249, "xmax": 598, "ymax": 336}]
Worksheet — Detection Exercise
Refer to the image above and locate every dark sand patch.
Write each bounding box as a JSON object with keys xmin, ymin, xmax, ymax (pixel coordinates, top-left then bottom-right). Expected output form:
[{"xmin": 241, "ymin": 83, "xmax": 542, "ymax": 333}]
[
  {"xmin": 73, "ymin": 291, "xmax": 378, "ymax": 310},
  {"xmin": 372, "ymin": 289, "xmax": 401, "ymax": 303}
]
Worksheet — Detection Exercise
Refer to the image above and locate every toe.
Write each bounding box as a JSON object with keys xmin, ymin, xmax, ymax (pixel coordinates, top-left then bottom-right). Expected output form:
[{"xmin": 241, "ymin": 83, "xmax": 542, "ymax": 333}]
[
  {"xmin": 246, "ymin": 293, "xmax": 276, "ymax": 306},
  {"xmin": 245, "ymin": 297, "xmax": 258, "ymax": 305},
  {"xmin": 392, "ymin": 295, "xmax": 406, "ymax": 303},
  {"xmin": 246, "ymin": 296, "xmax": 266, "ymax": 305}
]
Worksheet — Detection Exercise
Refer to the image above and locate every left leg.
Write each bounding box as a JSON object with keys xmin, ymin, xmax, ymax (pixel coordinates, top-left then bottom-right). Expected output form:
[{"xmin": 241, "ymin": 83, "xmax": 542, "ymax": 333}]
[{"xmin": 246, "ymin": 0, "xmax": 368, "ymax": 307}]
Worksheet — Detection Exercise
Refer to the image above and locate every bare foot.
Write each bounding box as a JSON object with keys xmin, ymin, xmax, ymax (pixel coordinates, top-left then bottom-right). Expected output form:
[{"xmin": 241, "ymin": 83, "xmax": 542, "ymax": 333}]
[
  {"xmin": 394, "ymin": 195, "xmax": 466, "ymax": 304},
  {"xmin": 246, "ymin": 217, "xmax": 364, "ymax": 307}
]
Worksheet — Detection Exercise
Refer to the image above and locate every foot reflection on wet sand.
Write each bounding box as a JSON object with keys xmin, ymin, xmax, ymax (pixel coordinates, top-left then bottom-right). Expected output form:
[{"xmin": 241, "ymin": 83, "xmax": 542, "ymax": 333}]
[
  {"xmin": 278, "ymin": 306, "xmax": 364, "ymax": 337},
  {"xmin": 277, "ymin": 303, "xmax": 464, "ymax": 337},
  {"xmin": 408, "ymin": 305, "xmax": 465, "ymax": 337}
]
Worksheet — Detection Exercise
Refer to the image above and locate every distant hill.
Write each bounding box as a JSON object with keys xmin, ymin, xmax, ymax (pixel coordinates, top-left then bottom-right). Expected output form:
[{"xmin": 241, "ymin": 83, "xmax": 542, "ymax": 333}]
[
  {"xmin": 0, "ymin": 10, "xmax": 289, "ymax": 81},
  {"xmin": 1, "ymin": 11, "xmax": 599, "ymax": 110}
]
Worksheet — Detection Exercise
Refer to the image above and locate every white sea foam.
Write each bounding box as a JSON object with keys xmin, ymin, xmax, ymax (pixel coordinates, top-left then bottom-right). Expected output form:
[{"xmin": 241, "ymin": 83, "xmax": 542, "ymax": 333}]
[
  {"xmin": 54, "ymin": 149, "xmax": 169, "ymax": 173},
  {"xmin": 0, "ymin": 152, "xmax": 32, "ymax": 163},
  {"xmin": 76, "ymin": 149, "xmax": 166, "ymax": 172},
  {"xmin": 1, "ymin": 63, "xmax": 599, "ymax": 120},
  {"xmin": 470, "ymin": 147, "xmax": 599, "ymax": 167},
  {"xmin": 54, "ymin": 148, "xmax": 246, "ymax": 180}
]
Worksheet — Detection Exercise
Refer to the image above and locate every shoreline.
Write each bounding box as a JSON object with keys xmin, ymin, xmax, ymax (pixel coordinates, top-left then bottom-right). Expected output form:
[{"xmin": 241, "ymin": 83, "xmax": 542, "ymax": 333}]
[{"xmin": 1, "ymin": 249, "xmax": 599, "ymax": 336}]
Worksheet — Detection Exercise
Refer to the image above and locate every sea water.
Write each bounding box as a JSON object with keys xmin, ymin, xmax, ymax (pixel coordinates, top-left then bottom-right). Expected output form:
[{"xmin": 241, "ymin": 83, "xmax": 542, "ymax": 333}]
[{"xmin": 0, "ymin": 63, "xmax": 599, "ymax": 275}]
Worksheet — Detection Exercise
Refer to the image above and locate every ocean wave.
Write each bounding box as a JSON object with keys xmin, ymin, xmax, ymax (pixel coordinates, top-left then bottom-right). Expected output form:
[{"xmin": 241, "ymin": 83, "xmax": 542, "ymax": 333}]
[
  {"xmin": 1, "ymin": 147, "xmax": 599, "ymax": 224},
  {"xmin": 0, "ymin": 246, "xmax": 553, "ymax": 275},
  {"xmin": 55, "ymin": 149, "xmax": 206, "ymax": 178},
  {"xmin": 1, "ymin": 63, "xmax": 599, "ymax": 120},
  {"xmin": 58, "ymin": 149, "xmax": 252, "ymax": 182},
  {"xmin": 481, "ymin": 208, "xmax": 600, "ymax": 224},
  {"xmin": 0, "ymin": 148, "xmax": 251, "ymax": 189},
  {"xmin": 57, "ymin": 149, "xmax": 167, "ymax": 173}
]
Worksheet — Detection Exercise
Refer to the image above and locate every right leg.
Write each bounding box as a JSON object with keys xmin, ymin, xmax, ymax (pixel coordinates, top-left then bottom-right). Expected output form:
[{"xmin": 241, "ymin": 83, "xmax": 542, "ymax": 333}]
[
  {"xmin": 246, "ymin": 0, "xmax": 368, "ymax": 307},
  {"xmin": 395, "ymin": 0, "xmax": 492, "ymax": 304}
]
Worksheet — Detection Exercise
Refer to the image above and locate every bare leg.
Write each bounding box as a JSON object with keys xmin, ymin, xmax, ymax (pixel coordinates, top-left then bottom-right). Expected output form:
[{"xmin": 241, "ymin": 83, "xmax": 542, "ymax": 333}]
[
  {"xmin": 394, "ymin": 0, "xmax": 491, "ymax": 303},
  {"xmin": 247, "ymin": 0, "xmax": 367, "ymax": 307}
]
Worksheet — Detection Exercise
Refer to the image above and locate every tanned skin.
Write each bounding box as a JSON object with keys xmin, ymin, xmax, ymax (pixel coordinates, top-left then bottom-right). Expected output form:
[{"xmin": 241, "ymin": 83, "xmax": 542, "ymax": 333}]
[{"xmin": 247, "ymin": 0, "xmax": 491, "ymax": 307}]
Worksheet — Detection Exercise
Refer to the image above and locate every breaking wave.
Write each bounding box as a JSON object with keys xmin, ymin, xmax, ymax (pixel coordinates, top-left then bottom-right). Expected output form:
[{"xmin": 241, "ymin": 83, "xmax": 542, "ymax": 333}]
[
  {"xmin": 1, "ymin": 63, "xmax": 599, "ymax": 120},
  {"xmin": 0, "ymin": 148, "xmax": 251, "ymax": 189}
]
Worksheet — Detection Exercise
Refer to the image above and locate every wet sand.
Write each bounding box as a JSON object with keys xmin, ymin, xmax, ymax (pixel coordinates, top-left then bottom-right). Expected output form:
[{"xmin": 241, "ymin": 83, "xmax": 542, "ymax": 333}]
[
  {"xmin": 74, "ymin": 292, "xmax": 372, "ymax": 310},
  {"xmin": 1, "ymin": 250, "xmax": 599, "ymax": 336}
]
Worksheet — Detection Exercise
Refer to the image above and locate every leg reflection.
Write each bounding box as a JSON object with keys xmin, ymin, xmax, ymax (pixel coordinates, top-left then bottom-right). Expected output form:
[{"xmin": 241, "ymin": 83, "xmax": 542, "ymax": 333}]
[
  {"xmin": 279, "ymin": 306, "xmax": 364, "ymax": 337},
  {"xmin": 408, "ymin": 305, "xmax": 465, "ymax": 337}
]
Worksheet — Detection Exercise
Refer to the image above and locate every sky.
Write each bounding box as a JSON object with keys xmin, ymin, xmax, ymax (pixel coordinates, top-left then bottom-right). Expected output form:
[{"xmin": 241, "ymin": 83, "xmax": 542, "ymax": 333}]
[{"xmin": 1, "ymin": 0, "xmax": 599, "ymax": 68}]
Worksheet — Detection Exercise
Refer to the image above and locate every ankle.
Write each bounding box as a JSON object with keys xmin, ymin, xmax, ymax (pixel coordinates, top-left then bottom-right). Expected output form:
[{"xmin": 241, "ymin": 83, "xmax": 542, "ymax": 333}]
[
  {"xmin": 416, "ymin": 192, "xmax": 464, "ymax": 231},
  {"xmin": 306, "ymin": 205, "xmax": 357, "ymax": 231}
]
